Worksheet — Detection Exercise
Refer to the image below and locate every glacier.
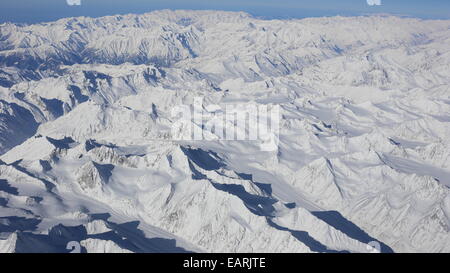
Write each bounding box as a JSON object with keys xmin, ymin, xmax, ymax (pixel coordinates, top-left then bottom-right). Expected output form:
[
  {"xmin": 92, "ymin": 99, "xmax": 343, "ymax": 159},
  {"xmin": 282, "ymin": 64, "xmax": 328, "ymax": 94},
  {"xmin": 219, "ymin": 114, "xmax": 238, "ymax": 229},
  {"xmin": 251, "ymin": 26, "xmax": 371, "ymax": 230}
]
[{"xmin": 0, "ymin": 10, "xmax": 449, "ymax": 253}]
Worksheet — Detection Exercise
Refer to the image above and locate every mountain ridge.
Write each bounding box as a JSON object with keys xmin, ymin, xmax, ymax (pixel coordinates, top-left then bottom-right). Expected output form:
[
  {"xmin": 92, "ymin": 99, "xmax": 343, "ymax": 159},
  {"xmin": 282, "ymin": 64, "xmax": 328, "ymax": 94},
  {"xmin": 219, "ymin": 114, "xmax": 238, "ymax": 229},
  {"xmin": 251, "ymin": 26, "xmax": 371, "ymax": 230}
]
[{"xmin": 0, "ymin": 10, "xmax": 449, "ymax": 253}]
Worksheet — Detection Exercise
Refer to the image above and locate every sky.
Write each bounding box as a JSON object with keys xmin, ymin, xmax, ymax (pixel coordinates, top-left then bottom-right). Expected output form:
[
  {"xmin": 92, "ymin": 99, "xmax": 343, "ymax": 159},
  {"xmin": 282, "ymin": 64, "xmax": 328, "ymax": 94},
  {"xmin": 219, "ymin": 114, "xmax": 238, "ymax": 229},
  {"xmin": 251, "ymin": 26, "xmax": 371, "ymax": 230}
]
[{"xmin": 0, "ymin": 0, "xmax": 449, "ymax": 24}]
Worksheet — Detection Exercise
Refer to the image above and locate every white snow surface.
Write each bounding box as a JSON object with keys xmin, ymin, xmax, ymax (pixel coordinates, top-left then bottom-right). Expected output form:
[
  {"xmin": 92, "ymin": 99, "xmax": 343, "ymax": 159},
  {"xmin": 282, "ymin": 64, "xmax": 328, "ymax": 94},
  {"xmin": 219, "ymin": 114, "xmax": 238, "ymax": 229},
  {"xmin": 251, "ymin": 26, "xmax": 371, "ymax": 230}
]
[{"xmin": 0, "ymin": 10, "xmax": 449, "ymax": 253}]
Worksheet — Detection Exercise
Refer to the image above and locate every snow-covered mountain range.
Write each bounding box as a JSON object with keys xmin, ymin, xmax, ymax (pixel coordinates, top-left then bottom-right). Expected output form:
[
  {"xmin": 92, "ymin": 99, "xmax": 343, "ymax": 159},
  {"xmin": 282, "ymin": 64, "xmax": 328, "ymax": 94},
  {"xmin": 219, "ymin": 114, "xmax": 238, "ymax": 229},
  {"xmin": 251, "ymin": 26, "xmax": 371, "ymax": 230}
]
[{"xmin": 0, "ymin": 10, "xmax": 449, "ymax": 253}]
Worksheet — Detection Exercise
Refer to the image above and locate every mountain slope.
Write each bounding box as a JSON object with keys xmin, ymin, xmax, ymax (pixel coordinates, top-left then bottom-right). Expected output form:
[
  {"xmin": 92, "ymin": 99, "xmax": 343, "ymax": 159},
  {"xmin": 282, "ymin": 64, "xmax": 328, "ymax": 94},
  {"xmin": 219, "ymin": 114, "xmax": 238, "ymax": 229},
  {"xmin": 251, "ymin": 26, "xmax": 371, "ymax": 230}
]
[{"xmin": 0, "ymin": 10, "xmax": 449, "ymax": 253}]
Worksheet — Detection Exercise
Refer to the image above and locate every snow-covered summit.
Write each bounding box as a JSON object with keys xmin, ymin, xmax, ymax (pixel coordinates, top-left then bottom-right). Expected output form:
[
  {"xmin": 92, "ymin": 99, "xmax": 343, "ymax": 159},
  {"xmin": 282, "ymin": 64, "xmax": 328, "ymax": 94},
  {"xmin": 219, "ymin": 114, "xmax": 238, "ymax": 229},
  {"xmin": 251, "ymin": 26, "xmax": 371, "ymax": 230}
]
[{"xmin": 0, "ymin": 10, "xmax": 449, "ymax": 253}]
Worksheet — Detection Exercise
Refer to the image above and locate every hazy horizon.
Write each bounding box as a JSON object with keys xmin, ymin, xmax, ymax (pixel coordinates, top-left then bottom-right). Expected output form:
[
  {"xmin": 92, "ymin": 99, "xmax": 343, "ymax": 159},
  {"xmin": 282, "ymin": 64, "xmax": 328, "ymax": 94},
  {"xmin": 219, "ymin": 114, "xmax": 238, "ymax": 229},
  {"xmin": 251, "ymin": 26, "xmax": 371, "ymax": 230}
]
[{"xmin": 1, "ymin": 0, "xmax": 449, "ymax": 24}]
